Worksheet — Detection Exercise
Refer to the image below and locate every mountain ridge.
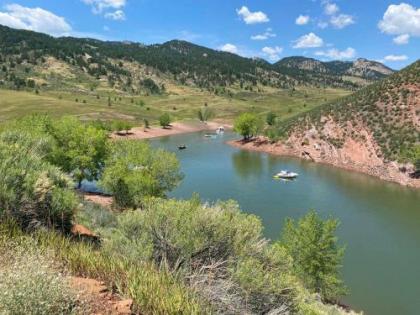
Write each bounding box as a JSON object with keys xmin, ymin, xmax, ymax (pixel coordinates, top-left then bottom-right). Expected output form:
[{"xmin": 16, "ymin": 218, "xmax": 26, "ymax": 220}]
[{"xmin": 0, "ymin": 24, "xmax": 393, "ymax": 93}]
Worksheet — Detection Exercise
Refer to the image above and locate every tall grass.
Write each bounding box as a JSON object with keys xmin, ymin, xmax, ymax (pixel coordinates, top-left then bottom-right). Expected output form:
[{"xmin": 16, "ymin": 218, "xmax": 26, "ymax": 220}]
[{"xmin": 0, "ymin": 221, "xmax": 207, "ymax": 315}]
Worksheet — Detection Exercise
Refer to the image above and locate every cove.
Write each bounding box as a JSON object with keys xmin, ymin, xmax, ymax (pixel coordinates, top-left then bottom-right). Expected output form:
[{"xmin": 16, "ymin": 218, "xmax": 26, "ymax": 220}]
[{"xmin": 149, "ymin": 130, "xmax": 420, "ymax": 315}]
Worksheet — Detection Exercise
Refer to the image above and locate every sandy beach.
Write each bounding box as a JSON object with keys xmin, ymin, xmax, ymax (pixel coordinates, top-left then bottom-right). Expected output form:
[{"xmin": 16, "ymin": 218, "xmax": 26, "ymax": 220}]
[{"xmin": 112, "ymin": 121, "xmax": 231, "ymax": 140}]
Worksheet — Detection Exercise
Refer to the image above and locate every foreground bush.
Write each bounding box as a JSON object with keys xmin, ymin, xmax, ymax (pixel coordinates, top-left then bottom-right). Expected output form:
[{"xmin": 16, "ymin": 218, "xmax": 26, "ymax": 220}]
[
  {"xmin": 84, "ymin": 197, "xmax": 306, "ymax": 313},
  {"xmin": 0, "ymin": 132, "xmax": 77, "ymax": 231},
  {"xmin": 0, "ymin": 238, "xmax": 78, "ymax": 315},
  {"xmin": 282, "ymin": 211, "xmax": 347, "ymax": 302}
]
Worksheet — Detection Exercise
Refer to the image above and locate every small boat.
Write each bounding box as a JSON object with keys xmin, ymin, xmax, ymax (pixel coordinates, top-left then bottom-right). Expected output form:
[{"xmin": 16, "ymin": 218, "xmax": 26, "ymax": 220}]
[
  {"xmin": 204, "ymin": 133, "xmax": 217, "ymax": 138},
  {"xmin": 273, "ymin": 170, "xmax": 298, "ymax": 179},
  {"xmin": 178, "ymin": 145, "xmax": 187, "ymax": 150},
  {"xmin": 216, "ymin": 126, "xmax": 225, "ymax": 134}
]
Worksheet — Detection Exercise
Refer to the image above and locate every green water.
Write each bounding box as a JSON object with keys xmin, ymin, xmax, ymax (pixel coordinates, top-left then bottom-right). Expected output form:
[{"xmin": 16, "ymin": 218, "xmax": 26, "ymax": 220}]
[{"xmin": 150, "ymin": 131, "xmax": 420, "ymax": 315}]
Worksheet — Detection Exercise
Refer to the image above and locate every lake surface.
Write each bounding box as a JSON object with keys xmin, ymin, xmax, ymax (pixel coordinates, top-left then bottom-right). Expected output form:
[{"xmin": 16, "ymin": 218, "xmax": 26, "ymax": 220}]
[{"xmin": 149, "ymin": 131, "xmax": 420, "ymax": 315}]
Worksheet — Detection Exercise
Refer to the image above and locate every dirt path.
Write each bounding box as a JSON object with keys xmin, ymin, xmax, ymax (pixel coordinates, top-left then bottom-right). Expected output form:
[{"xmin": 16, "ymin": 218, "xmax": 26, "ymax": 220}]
[
  {"xmin": 70, "ymin": 277, "xmax": 133, "ymax": 314},
  {"xmin": 112, "ymin": 121, "xmax": 231, "ymax": 140},
  {"xmin": 84, "ymin": 193, "xmax": 114, "ymax": 208}
]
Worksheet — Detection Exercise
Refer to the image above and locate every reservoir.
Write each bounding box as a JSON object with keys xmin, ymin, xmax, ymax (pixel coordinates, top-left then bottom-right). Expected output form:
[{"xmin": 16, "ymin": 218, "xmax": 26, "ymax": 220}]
[{"xmin": 150, "ymin": 131, "xmax": 420, "ymax": 315}]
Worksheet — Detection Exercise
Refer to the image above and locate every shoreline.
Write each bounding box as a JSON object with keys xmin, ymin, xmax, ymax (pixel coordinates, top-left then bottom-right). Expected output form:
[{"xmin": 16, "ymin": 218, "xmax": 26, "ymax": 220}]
[
  {"xmin": 228, "ymin": 138, "xmax": 420, "ymax": 189},
  {"xmin": 112, "ymin": 120, "xmax": 232, "ymax": 140}
]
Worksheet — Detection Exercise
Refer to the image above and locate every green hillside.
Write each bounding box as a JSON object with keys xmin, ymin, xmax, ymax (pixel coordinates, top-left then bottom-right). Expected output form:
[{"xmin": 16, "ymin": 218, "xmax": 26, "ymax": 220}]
[{"xmin": 272, "ymin": 60, "xmax": 419, "ymax": 163}]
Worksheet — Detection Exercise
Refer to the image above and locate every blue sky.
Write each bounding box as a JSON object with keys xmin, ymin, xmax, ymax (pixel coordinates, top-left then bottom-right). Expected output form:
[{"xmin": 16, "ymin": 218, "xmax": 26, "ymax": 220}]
[{"xmin": 0, "ymin": 0, "xmax": 418, "ymax": 69}]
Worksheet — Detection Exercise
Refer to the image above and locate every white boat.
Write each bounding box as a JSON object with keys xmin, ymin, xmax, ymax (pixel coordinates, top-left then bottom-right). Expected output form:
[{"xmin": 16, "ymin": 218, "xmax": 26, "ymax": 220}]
[
  {"xmin": 273, "ymin": 170, "xmax": 299, "ymax": 179},
  {"xmin": 216, "ymin": 126, "xmax": 225, "ymax": 134}
]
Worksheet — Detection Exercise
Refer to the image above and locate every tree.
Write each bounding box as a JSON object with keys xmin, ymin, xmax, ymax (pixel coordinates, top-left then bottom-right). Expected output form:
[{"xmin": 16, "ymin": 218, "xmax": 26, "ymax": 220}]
[
  {"xmin": 112, "ymin": 120, "xmax": 133, "ymax": 135},
  {"xmin": 233, "ymin": 113, "xmax": 263, "ymax": 140},
  {"xmin": 159, "ymin": 113, "xmax": 171, "ymax": 128},
  {"xmin": 47, "ymin": 117, "xmax": 108, "ymax": 188},
  {"xmin": 266, "ymin": 112, "xmax": 277, "ymax": 126},
  {"xmin": 281, "ymin": 211, "xmax": 347, "ymax": 302},
  {"xmin": 100, "ymin": 140, "xmax": 183, "ymax": 209},
  {"xmin": 197, "ymin": 107, "xmax": 214, "ymax": 123}
]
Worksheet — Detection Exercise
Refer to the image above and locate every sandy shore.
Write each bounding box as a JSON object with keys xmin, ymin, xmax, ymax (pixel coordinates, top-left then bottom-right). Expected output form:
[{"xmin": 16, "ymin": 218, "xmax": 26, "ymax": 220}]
[
  {"xmin": 112, "ymin": 121, "xmax": 231, "ymax": 140},
  {"xmin": 228, "ymin": 138, "xmax": 420, "ymax": 189},
  {"xmin": 84, "ymin": 193, "xmax": 113, "ymax": 208}
]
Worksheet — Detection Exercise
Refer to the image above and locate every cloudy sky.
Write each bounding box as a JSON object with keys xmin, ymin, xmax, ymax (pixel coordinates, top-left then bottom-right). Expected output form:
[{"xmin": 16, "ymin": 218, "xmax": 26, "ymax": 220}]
[{"xmin": 0, "ymin": 0, "xmax": 418, "ymax": 68}]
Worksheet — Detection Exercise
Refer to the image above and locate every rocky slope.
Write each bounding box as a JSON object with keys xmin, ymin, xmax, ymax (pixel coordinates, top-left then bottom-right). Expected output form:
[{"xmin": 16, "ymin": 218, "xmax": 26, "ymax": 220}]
[
  {"xmin": 274, "ymin": 57, "xmax": 394, "ymax": 89},
  {"xmin": 239, "ymin": 60, "xmax": 419, "ymax": 187}
]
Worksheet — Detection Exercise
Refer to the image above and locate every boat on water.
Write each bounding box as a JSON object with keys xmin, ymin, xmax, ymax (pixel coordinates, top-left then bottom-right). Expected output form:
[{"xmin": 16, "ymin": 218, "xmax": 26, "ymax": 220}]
[
  {"xmin": 178, "ymin": 145, "xmax": 187, "ymax": 150},
  {"xmin": 216, "ymin": 126, "xmax": 225, "ymax": 134},
  {"xmin": 273, "ymin": 170, "xmax": 299, "ymax": 179},
  {"xmin": 204, "ymin": 133, "xmax": 217, "ymax": 138}
]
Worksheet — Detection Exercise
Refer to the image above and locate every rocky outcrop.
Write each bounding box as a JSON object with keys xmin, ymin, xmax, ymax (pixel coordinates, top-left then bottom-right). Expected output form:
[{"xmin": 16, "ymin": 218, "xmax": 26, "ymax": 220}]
[{"xmin": 229, "ymin": 120, "xmax": 419, "ymax": 189}]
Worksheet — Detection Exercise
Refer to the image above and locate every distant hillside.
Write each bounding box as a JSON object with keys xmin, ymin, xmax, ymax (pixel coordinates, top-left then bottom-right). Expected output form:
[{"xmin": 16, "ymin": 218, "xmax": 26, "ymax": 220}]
[
  {"xmin": 267, "ymin": 60, "xmax": 419, "ymax": 186},
  {"xmin": 274, "ymin": 57, "xmax": 394, "ymax": 90},
  {"xmin": 0, "ymin": 25, "xmax": 392, "ymax": 94}
]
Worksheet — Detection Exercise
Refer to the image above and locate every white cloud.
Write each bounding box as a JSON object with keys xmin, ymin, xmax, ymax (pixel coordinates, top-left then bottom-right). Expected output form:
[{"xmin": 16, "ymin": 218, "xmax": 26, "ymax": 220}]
[
  {"xmin": 378, "ymin": 3, "xmax": 420, "ymax": 37},
  {"xmin": 81, "ymin": 0, "xmax": 126, "ymax": 13},
  {"xmin": 383, "ymin": 54, "xmax": 408, "ymax": 62},
  {"xmin": 0, "ymin": 4, "xmax": 71, "ymax": 36},
  {"xmin": 251, "ymin": 28, "xmax": 276, "ymax": 40},
  {"xmin": 330, "ymin": 14, "xmax": 355, "ymax": 29},
  {"xmin": 237, "ymin": 6, "xmax": 269, "ymax": 24},
  {"xmin": 82, "ymin": 0, "xmax": 126, "ymax": 20},
  {"xmin": 315, "ymin": 47, "xmax": 356, "ymax": 60},
  {"xmin": 393, "ymin": 34, "xmax": 410, "ymax": 45},
  {"xmin": 293, "ymin": 32, "xmax": 324, "ymax": 48},
  {"xmin": 324, "ymin": 2, "xmax": 339, "ymax": 15},
  {"xmin": 104, "ymin": 10, "xmax": 125, "ymax": 20},
  {"xmin": 220, "ymin": 43, "xmax": 238, "ymax": 54},
  {"xmin": 262, "ymin": 46, "xmax": 283, "ymax": 61},
  {"xmin": 296, "ymin": 15, "xmax": 310, "ymax": 25}
]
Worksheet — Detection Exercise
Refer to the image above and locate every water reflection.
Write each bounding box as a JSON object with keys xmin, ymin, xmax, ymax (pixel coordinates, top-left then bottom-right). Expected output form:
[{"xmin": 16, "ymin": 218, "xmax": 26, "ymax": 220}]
[{"xmin": 232, "ymin": 150, "xmax": 264, "ymax": 179}]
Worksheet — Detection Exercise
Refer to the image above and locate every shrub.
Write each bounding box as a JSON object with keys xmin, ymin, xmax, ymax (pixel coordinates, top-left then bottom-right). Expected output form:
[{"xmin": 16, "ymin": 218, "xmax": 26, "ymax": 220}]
[
  {"xmin": 112, "ymin": 120, "xmax": 133, "ymax": 135},
  {"xmin": 92, "ymin": 197, "xmax": 302, "ymax": 314},
  {"xmin": 281, "ymin": 210, "xmax": 347, "ymax": 302},
  {"xmin": 0, "ymin": 239, "xmax": 78, "ymax": 315},
  {"xmin": 0, "ymin": 132, "xmax": 77, "ymax": 232},
  {"xmin": 266, "ymin": 111, "xmax": 277, "ymax": 126},
  {"xmin": 100, "ymin": 141, "xmax": 183, "ymax": 209},
  {"xmin": 197, "ymin": 107, "xmax": 214, "ymax": 122}
]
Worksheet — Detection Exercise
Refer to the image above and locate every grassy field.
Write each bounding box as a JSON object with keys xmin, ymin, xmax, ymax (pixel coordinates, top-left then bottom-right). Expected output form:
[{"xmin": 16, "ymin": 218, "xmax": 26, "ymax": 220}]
[{"xmin": 0, "ymin": 86, "xmax": 350, "ymax": 124}]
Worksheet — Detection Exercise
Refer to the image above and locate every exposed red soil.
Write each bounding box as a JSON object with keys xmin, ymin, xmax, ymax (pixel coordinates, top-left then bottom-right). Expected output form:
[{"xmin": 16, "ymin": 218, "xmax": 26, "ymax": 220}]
[
  {"xmin": 70, "ymin": 276, "xmax": 133, "ymax": 315},
  {"xmin": 228, "ymin": 133, "xmax": 420, "ymax": 189},
  {"xmin": 84, "ymin": 194, "xmax": 114, "ymax": 208}
]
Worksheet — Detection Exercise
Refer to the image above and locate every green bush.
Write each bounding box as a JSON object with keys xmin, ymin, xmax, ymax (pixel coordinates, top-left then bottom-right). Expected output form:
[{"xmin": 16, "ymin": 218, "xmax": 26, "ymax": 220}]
[
  {"xmin": 0, "ymin": 132, "xmax": 77, "ymax": 232},
  {"xmin": 89, "ymin": 197, "xmax": 303, "ymax": 313},
  {"xmin": 281, "ymin": 211, "xmax": 347, "ymax": 302},
  {"xmin": 197, "ymin": 107, "xmax": 214, "ymax": 122}
]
